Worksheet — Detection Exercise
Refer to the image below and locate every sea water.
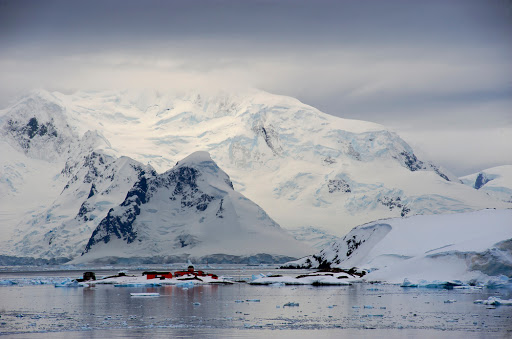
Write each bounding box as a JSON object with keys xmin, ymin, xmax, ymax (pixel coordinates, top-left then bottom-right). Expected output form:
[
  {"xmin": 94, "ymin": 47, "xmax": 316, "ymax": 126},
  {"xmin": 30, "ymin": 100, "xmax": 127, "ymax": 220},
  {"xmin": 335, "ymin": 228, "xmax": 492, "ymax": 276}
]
[{"xmin": 0, "ymin": 266, "xmax": 511, "ymax": 338}]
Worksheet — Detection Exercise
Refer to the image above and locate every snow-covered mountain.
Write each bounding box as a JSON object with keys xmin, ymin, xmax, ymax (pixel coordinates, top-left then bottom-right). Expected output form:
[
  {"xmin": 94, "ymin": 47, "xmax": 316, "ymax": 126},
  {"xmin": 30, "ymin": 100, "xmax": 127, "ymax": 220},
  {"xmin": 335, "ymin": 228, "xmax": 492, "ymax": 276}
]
[
  {"xmin": 0, "ymin": 90, "xmax": 78, "ymax": 162},
  {"xmin": 75, "ymin": 151, "xmax": 309, "ymax": 264},
  {"xmin": 286, "ymin": 209, "xmax": 512, "ymax": 284},
  {"xmin": 9, "ymin": 149, "xmax": 152, "ymax": 260},
  {"xmin": 460, "ymin": 166, "xmax": 512, "ymax": 203},
  {"xmin": 0, "ymin": 89, "xmax": 509, "ymax": 263},
  {"xmin": 8, "ymin": 89, "xmax": 508, "ymax": 233}
]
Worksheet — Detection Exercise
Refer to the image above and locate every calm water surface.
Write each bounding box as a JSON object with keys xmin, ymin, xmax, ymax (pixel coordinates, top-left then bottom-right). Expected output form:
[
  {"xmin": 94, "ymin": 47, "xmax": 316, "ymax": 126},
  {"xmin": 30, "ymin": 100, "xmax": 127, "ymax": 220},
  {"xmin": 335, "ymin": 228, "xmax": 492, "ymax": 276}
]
[{"xmin": 0, "ymin": 266, "xmax": 511, "ymax": 338}]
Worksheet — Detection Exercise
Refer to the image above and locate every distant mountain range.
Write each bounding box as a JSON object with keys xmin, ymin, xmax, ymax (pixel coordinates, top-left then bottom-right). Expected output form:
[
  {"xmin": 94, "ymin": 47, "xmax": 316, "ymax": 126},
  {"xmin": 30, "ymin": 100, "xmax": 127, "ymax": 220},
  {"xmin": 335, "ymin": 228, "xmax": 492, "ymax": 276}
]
[
  {"xmin": 460, "ymin": 165, "xmax": 512, "ymax": 204},
  {"xmin": 0, "ymin": 89, "xmax": 509, "ymax": 264}
]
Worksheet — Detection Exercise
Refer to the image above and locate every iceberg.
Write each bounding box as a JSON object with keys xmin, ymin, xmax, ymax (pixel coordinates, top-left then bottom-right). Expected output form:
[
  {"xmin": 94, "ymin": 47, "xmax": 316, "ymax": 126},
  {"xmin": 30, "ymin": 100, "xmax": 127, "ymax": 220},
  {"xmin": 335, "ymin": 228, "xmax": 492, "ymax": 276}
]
[
  {"xmin": 0, "ymin": 280, "xmax": 17, "ymax": 286},
  {"xmin": 251, "ymin": 273, "xmax": 266, "ymax": 281},
  {"xmin": 474, "ymin": 297, "xmax": 512, "ymax": 306},
  {"xmin": 54, "ymin": 278, "xmax": 87, "ymax": 287}
]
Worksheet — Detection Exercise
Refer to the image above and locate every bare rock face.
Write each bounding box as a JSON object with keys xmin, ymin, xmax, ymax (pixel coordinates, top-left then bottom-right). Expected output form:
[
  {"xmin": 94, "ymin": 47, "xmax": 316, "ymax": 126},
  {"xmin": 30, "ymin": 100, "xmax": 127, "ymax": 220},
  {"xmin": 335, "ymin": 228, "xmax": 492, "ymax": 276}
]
[{"xmin": 1, "ymin": 92, "xmax": 77, "ymax": 161}]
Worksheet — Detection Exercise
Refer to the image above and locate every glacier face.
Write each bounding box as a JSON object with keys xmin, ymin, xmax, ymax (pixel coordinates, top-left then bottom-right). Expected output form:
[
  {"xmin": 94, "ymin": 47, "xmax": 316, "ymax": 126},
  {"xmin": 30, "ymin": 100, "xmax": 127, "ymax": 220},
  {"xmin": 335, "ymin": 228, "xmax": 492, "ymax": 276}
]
[
  {"xmin": 286, "ymin": 209, "xmax": 512, "ymax": 283},
  {"xmin": 0, "ymin": 88, "xmax": 509, "ymax": 262}
]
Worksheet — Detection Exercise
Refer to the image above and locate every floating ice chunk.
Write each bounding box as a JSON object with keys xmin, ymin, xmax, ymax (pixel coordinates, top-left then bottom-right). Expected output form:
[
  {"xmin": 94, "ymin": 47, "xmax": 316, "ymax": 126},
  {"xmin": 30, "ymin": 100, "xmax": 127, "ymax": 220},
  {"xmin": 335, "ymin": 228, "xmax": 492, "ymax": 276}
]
[
  {"xmin": 54, "ymin": 279, "xmax": 86, "ymax": 287},
  {"xmin": 477, "ymin": 297, "xmax": 512, "ymax": 306},
  {"xmin": 270, "ymin": 282, "xmax": 284, "ymax": 287},
  {"xmin": 130, "ymin": 292, "xmax": 160, "ymax": 297},
  {"xmin": 485, "ymin": 275, "xmax": 511, "ymax": 289},
  {"xmin": 400, "ymin": 278, "xmax": 417, "ymax": 288},
  {"xmin": 283, "ymin": 302, "xmax": 299, "ymax": 307},
  {"xmin": 251, "ymin": 273, "xmax": 266, "ymax": 281},
  {"xmin": 29, "ymin": 279, "xmax": 46, "ymax": 285},
  {"xmin": 0, "ymin": 280, "xmax": 17, "ymax": 286},
  {"xmin": 400, "ymin": 279, "xmax": 466, "ymax": 289}
]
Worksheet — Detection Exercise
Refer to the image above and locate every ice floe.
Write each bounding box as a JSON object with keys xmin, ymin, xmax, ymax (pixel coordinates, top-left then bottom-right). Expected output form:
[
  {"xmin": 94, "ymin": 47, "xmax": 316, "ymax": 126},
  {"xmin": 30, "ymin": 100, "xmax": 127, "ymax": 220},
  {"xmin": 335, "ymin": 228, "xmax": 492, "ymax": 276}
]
[
  {"xmin": 474, "ymin": 297, "xmax": 512, "ymax": 306},
  {"xmin": 54, "ymin": 278, "xmax": 88, "ymax": 287}
]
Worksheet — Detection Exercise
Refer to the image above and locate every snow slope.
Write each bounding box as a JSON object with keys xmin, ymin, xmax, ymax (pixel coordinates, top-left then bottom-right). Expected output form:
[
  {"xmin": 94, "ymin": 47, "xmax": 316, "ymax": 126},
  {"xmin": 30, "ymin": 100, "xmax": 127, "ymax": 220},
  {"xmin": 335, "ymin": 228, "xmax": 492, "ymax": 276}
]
[
  {"xmin": 74, "ymin": 151, "xmax": 310, "ymax": 264},
  {"xmin": 460, "ymin": 165, "xmax": 512, "ymax": 203},
  {"xmin": 287, "ymin": 209, "xmax": 512, "ymax": 283}
]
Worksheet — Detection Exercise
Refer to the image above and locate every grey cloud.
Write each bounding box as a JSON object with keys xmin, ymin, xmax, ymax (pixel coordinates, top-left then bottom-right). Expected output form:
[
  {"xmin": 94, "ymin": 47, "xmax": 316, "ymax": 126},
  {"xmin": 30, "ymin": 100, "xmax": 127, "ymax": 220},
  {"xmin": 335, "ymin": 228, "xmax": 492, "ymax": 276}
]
[{"xmin": 2, "ymin": 0, "xmax": 511, "ymax": 49}]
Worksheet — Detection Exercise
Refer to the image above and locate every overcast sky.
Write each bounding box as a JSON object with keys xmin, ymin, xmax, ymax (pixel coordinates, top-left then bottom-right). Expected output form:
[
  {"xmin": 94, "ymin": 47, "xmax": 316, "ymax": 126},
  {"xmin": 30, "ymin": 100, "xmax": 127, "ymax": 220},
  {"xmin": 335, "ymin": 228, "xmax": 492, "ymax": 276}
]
[{"xmin": 1, "ymin": 0, "xmax": 511, "ymax": 175}]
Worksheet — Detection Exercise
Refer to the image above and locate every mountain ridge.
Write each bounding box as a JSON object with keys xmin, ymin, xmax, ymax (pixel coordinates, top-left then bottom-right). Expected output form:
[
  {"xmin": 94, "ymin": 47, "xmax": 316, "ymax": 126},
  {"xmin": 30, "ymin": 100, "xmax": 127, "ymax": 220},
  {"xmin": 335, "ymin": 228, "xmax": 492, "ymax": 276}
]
[{"xmin": 77, "ymin": 151, "xmax": 310, "ymax": 263}]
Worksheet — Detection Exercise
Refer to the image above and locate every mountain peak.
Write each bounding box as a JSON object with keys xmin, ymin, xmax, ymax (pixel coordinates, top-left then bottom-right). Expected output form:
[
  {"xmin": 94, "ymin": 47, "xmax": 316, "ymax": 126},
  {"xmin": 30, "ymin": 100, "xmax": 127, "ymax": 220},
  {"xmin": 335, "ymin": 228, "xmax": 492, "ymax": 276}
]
[
  {"xmin": 176, "ymin": 151, "xmax": 213, "ymax": 166},
  {"xmin": 78, "ymin": 151, "xmax": 309, "ymax": 263},
  {"xmin": 0, "ymin": 90, "xmax": 77, "ymax": 162}
]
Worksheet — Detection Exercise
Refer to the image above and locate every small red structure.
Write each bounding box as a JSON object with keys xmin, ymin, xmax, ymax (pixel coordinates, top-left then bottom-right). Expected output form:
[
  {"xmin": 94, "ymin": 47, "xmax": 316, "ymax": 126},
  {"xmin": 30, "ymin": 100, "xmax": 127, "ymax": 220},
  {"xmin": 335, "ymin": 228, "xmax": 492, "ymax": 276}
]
[
  {"xmin": 142, "ymin": 271, "xmax": 173, "ymax": 280},
  {"xmin": 174, "ymin": 265, "xmax": 218, "ymax": 279}
]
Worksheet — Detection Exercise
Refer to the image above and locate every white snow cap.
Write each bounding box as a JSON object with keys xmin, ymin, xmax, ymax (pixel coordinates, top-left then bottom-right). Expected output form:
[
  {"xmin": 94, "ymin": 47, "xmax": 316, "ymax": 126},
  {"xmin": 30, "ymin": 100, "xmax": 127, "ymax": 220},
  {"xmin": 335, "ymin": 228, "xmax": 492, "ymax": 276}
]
[{"xmin": 176, "ymin": 151, "xmax": 213, "ymax": 165}]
